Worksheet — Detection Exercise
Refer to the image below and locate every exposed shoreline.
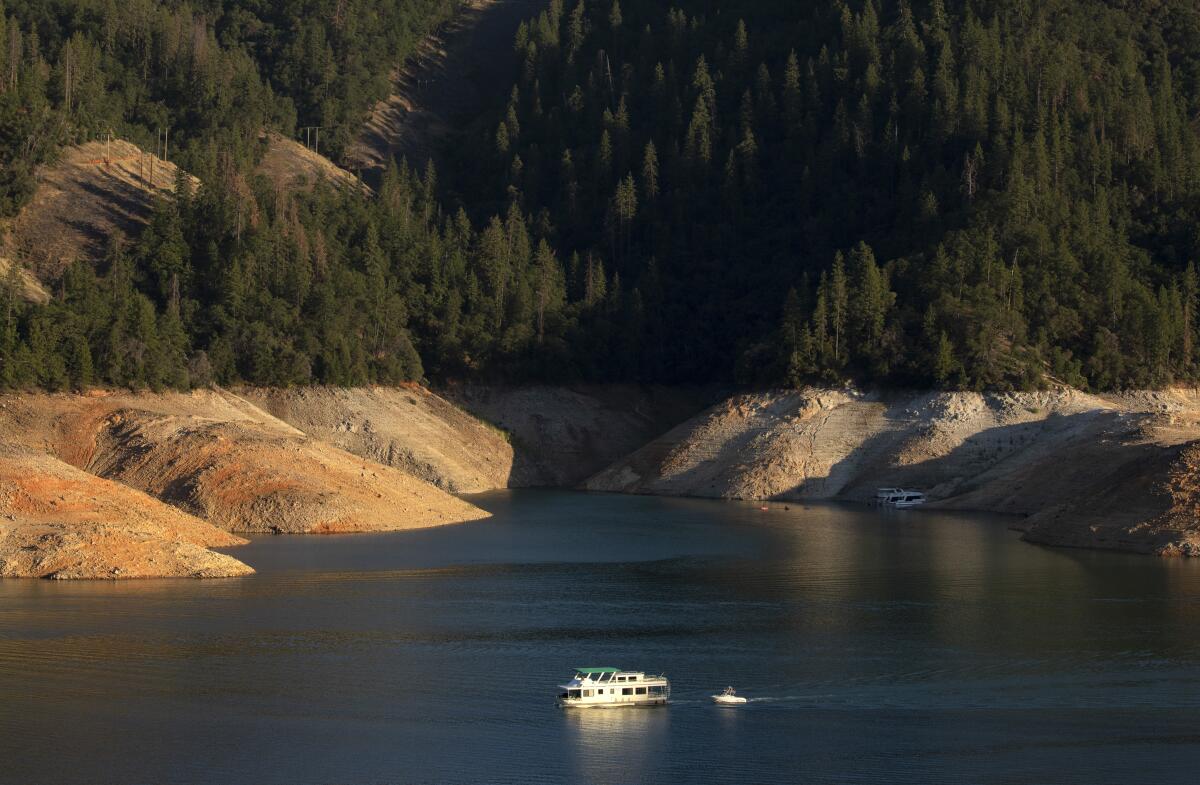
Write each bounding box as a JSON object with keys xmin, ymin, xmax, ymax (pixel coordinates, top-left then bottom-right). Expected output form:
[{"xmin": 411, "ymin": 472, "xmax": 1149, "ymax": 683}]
[
  {"xmin": 3, "ymin": 383, "xmax": 1199, "ymax": 579},
  {"xmin": 585, "ymin": 387, "xmax": 1200, "ymax": 557},
  {"xmin": 0, "ymin": 387, "xmax": 494, "ymax": 579}
]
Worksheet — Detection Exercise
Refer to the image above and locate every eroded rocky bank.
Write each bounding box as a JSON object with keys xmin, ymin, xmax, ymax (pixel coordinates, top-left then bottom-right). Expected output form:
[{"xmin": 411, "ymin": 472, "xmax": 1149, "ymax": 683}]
[
  {"xmin": 4, "ymin": 383, "xmax": 1200, "ymax": 578},
  {"xmin": 241, "ymin": 385, "xmax": 514, "ymax": 493},
  {"xmin": 0, "ymin": 388, "xmax": 493, "ymax": 578},
  {"xmin": 0, "ymin": 445, "xmax": 252, "ymax": 579}
]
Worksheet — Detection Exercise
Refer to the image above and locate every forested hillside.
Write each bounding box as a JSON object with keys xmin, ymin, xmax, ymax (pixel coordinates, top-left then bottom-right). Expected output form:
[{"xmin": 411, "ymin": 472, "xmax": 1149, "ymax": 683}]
[
  {"xmin": 454, "ymin": 0, "xmax": 1200, "ymax": 389},
  {"xmin": 0, "ymin": 0, "xmax": 462, "ymax": 387},
  {"xmin": 5, "ymin": 0, "xmax": 1200, "ymax": 392},
  {"xmin": 0, "ymin": 0, "xmax": 460, "ymax": 212}
]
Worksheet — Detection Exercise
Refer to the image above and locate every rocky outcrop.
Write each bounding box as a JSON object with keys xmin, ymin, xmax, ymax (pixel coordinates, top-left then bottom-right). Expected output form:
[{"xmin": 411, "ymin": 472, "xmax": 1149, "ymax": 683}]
[
  {"xmin": 85, "ymin": 408, "xmax": 488, "ymax": 534},
  {"xmin": 586, "ymin": 387, "xmax": 1200, "ymax": 556},
  {"xmin": 0, "ymin": 445, "xmax": 251, "ymax": 579},
  {"xmin": 240, "ymin": 386, "xmax": 513, "ymax": 493},
  {"xmin": 449, "ymin": 384, "xmax": 718, "ymax": 487}
]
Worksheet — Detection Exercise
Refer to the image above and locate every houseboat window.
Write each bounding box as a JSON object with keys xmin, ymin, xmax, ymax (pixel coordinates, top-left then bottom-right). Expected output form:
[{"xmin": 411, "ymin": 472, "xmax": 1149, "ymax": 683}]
[
  {"xmin": 568, "ymin": 690, "xmax": 581, "ymax": 698},
  {"xmin": 622, "ymin": 687, "xmax": 633, "ymax": 695},
  {"xmin": 583, "ymin": 690, "xmax": 592, "ymax": 697},
  {"xmin": 649, "ymin": 686, "xmax": 664, "ymax": 695},
  {"xmin": 635, "ymin": 687, "xmax": 647, "ymax": 695}
]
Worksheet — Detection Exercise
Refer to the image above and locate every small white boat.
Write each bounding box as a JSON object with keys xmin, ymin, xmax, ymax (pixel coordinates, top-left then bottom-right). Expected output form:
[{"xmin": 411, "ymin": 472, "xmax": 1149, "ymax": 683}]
[
  {"xmin": 557, "ymin": 667, "xmax": 670, "ymax": 708},
  {"xmin": 711, "ymin": 687, "xmax": 748, "ymax": 705}
]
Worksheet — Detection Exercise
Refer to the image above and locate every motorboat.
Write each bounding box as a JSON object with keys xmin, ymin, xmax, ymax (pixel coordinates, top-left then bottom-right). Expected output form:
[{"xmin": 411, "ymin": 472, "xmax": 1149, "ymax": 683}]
[
  {"xmin": 557, "ymin": 667, "xmax": 670, "ymax": 708},
  {"xmin": 711, "ymin": 687, "xmax": 747, "ymax": 705}
]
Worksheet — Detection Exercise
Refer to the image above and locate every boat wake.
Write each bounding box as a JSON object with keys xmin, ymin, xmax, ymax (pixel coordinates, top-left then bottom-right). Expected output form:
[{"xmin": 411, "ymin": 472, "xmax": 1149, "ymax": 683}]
[
  {"xmin": 671, "ymin": 693, "xmax": 836, "ymax": 707},
  {"xmin": 743, "ymin": 693, "xmax": 837, "ymax": 704}
]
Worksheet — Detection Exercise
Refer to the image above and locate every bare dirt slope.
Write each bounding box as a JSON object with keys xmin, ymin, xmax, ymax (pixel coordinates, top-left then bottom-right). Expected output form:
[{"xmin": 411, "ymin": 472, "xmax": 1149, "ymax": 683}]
[
  {"xmin": 241, "ymin": 386, "xmax": 512, "ymax": 493},
  {"xmin": 0, "ymin": 445, "xmax": 251, "ymax": 579},
  {"xmin": 450, "ymin": 385, "xmax": 719, "ymax": 487},
  {"xmin": 0, "ymin": 389, "xmax": 489, "ymax": 535},
  {"xmin": 256, "ymin": 132, "xmax": 370, "ymax": 195},
  {"xmin": 585, "ymin": 388, "xmax": 1200, "ymax": 556},
  {"xmin": 3, "ymin": 140, "xmax": 193, "ymax": 281},
  {"xmin": 0, "ymin": 256, "xmax": 50, "ymax": 303},
  {"xmin": 345, "ymin": 0, "xmax": 550, "ymax": 179}
]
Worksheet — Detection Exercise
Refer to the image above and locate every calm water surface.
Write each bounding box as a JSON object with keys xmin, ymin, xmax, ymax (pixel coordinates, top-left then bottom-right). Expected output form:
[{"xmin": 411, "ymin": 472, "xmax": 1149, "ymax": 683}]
[{"xmin": 2, "ymin": 491, "xmax": 1200, "ymax": 784}]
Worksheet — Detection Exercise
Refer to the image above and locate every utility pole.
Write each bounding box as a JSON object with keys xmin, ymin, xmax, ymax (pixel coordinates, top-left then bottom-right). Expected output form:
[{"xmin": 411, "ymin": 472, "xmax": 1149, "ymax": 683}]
[
  {"xmin": 63, "ymin": 41, "xmax": 72, "ymax": 115},
  {"xmin": 300, "ymin": 126, "xmax": 327, "ymax": 154}
]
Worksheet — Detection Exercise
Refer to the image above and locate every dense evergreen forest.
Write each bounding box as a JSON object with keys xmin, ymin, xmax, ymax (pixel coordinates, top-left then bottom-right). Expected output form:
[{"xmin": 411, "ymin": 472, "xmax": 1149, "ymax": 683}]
[
  {"xmin": 4, "ymin": 0, "xmax": 1200, "ymax": 392},
  {"xmin": 459, "ymin": 0, "xmax": 1200, "ymax": 389}
]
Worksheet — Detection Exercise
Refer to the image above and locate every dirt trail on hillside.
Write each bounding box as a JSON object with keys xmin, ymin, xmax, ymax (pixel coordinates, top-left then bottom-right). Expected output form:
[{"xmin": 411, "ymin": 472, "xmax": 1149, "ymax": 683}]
[
  {"xmin": 345, "ymin": 0, "xmax": 549, "ymax": 180},
  {"xmin": 586, "ymin": 388, "xmax": 1200, "ymax": 556}
]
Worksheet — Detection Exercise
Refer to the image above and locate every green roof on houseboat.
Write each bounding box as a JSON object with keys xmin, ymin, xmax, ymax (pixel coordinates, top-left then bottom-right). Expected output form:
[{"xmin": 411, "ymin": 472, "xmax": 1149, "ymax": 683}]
[{"xmin": 574, "ymin": 667, "xmax": 621, "ymax": 674}]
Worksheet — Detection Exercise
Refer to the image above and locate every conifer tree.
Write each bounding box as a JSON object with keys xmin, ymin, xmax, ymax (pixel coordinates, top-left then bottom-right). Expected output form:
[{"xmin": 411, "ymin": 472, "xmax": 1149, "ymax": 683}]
[
  {"xmin": 641, "ymin": 140, "xmax": 659, "ymax": 202},
  {"xmin": 829, "ymin": 252, "xmax": 849, "ymax": 363}
]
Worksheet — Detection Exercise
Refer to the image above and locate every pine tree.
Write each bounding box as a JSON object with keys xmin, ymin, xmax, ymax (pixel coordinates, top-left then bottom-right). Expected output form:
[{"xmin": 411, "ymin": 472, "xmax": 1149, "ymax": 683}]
[
  {"xmin": 598, "ymin": 129, "xmax": 613, "ymax": 177},
  {"xmin": 496, "ymin": 121, "xmax": 510, "ymax": 155},
  {"xmin": 609, "ymin": 1, "xmax": 622, "ymax": 31},
  {"xmin": 829, "ymin": 252, "xmax": 849, "ymax": 363},
  {"xmin": 567, "ymin": 2, "xmax": 585, "ymax": 60},
  {"xmin": 1184, "ymin": 261, "xmax": 1198, "ymax": 370},
  {"xmin": 934, "ymin": 331, "xmax": 956, "ymax": 386},
  {"xmin": 731, "ymin": 20, "xmax": 749, "ymax": 72},
  {"xmin": 641, "ymin": 140, "xmax": 659, "ymax": 202},
  {"xmin": 685, "ymin": 98, "xmax": 712, "ymax": 165},
  {"xmin": 849, "ymin": 242, "xmax": 890, "ymax": 360},
  {"xmin": 534, "ymin": 239, "xmax": 559, "ymax": 343}
]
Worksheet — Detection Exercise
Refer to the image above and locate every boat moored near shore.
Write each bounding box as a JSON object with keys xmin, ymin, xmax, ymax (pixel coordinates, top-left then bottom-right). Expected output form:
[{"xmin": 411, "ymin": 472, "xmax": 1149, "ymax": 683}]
[
  {"xmin": 557, "ymin": 667, "xmax": 670, "ymax": 708},
  {"xmin": 878, "ymin": 488, "xmax": 927, "ymax": 508}
]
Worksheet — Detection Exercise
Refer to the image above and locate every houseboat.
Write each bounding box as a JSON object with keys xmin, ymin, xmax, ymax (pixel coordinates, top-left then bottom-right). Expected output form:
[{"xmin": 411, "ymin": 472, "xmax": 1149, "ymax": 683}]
[
  {"xmin": 557, "ymin": 667, "xmax": 670, "ymax": 708},
  {"xmin": 883, "ymin": 489, "xmax": 927, "ymax": 508}
]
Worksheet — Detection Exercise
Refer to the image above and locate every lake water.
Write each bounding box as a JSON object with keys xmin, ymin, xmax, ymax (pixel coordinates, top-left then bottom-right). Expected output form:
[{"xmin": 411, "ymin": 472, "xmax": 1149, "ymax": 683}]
[{"xmin": 2, "ymin": 491, "xmax": 1200, "ymax": 784}]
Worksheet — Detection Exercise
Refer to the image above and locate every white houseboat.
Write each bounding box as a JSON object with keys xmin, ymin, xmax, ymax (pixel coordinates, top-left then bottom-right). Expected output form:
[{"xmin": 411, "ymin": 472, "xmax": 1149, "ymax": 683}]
[
  {"xmin": 882, "ymin": 489, "xmax": 927, "ymax": 508},
  {"xmin": 557, "ymin": 667, "xmax": 670, "ymax": 708}
]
